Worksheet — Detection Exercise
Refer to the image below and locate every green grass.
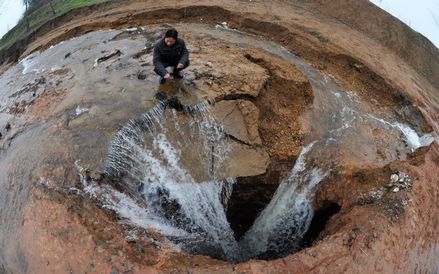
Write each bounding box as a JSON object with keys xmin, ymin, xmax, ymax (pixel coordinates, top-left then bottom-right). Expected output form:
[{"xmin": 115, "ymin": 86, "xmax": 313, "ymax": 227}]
[
  {"xmin": 0, "ymin": 0, "xmax": 107, "ymax": 52},
  {"xmin": 57, "ymin": 0, "xmax": 105, "ymax": 14}
]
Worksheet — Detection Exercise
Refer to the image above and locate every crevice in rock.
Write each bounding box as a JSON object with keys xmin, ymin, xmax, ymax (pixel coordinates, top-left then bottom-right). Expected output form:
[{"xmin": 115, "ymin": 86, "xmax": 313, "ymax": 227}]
[
  {"xmin": 221, "ymin": 93, "xmax": 257, "ymax": 102},
  {"xmin": 224, "ymin": 133, "xmax": 260, "ymax": 148},
  {"xmin": 226, "ymin": 176, "xmax": 279, "ymax": 241},
  {"xmin": 226, "ymin": 155, "xmax": 297, "ymax": 242},
  {"xmin": 242, "ymin": 49, "xmax": 313, "ymax": 158},
  {"xmin": 300, "ymin": 201, "xmax": 341, "ymax": 248}
]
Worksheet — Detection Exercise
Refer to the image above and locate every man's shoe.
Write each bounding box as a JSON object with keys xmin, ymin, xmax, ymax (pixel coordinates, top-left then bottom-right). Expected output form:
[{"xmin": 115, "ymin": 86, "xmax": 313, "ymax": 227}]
[{"xmin": 155, "ymin": 91, "xmax": 168, "ymax": 101}]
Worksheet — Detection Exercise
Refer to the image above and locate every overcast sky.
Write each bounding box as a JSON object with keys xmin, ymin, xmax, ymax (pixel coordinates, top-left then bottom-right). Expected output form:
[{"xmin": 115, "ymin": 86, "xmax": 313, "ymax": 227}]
[
  {"xmin": 0, "ymin": 0, "xmax": 438, "ymax": 49},
  {"xmin": 0, "ymin": 0, "xmax": 26, "ymax": 39},
  {"xmin": 369, "ymin": 0, "xmax": 439, "ymax": 48}
]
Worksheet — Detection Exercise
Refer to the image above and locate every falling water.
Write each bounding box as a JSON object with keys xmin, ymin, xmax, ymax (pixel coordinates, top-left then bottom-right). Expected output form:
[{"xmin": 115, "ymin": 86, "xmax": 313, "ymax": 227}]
[
  {"xmin": 71, "ymin": 25, "xmax": 438, "ymax": 263},
  {"xmin": 81, "ymin": 86, "xmax": 435, "ymax": 262},
  {"xmin": 75, "ymin": 97, "xmax": 329, "ymax": 262},
  {"xmin": 101, "ymin": 99, "xmax": 240, "ymax": 261},
  {"xmin": 368, "ymin": 114, "xmax": 436, "ymax": 150},
  {"xmin": 239, "ymin": 142, "xmax": 328, "ymax": 260},
  {"xmin": 87, "ymin": 85, "xmax": 434, "ymax": 262}
]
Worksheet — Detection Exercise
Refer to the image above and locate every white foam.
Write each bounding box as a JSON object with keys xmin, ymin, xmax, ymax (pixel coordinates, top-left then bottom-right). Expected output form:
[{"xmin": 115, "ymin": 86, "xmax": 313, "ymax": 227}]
[
  {"xmin": 239, "ymin": 142, "xmax": 329, "ymax": 260},
  {"xmin": 395, "ymin": 122, "xmax": 435, "ymax": 149},
  {"xmin": 369, "ymin": 115, "xmax": 436, "ymax": 150},
  {"xmin": 20, "ymin": 52, "xmax": 42, "ymax": 74},
  {"xmin": 75, "ymin": 106, "xmax": 89, "ymax": 116}
]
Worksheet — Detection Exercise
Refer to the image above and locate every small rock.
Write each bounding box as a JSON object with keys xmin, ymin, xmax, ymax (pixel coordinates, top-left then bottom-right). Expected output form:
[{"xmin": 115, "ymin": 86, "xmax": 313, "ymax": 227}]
[
  {"xmin": 392, "ymin": 187, "xmax": 400, "ymax": 193},
  {"xmin": 384, "ymin": 183, "xmax": 394, "ymax": 189},
  {"xmin": 90, "ymin": 171, "xmax": 102, "ymax": 181},
  {"xmin": 68, "ymin": 187, "xmax": 81, "ymax": 195},
  {"xmin": 390, "ymin": 174, "xmax": 399, "ymax": 183},
  {"xmin": 5, "ymin": 123, "xmax": 11, "ymax": 131},
  {"xmin": 144, "ymin": 43, "xmax": 153, "ymax": 54},
  {"xmin": 206, "ymin": 62, "xmax": 213, "ymax": 68},
  {"xmin": 137, "ymin": 70, "xmax": 147, "ymax": 80}
]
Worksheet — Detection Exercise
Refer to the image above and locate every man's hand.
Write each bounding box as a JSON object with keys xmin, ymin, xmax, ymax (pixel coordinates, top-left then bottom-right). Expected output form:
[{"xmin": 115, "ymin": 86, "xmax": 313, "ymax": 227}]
[
  {"xmin": 177, "ymin": 63, "xmax": 184, "ymax": 70},
  {"xmin": 164, "ymin": 73, "xmax": 173, "ymax": 80}
]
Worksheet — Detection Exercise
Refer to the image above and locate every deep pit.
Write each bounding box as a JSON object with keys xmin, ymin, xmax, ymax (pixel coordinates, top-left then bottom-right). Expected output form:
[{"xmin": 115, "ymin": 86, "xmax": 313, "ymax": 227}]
[
  {"xmin": 301, "ymin": 201, "xmax": 341, "ymax": 248},
  {"xmin": 226, "ymin": 177, "xmax": 279, "ymax": 241},
  {"xmin": 225, "ymin": 176, "xmax": 342, "ymax": 260}
]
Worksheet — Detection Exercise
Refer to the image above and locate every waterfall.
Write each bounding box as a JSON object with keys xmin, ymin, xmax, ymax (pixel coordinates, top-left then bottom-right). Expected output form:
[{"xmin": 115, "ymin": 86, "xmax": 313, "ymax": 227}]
[
  {"xmin": 82, "ymin": 76, "xmax": 436, "ymax": 262},
  {"xmin": 239, "ymin": 142, "xmax": 328, "ymax": 260},
  {"xmin": 101, "ymin": 99, "xmax": 240, "ymax": 261},
  {"xmin": 83, "ymin": 100, "xmax": 328, "ymax": 262}
]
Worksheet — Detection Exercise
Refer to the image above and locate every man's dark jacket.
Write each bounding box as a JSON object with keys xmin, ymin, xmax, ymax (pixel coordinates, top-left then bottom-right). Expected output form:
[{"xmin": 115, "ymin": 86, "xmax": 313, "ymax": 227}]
[{"xmin": 153, "ymin": 38, "xmax": 189, "ymax": 77}]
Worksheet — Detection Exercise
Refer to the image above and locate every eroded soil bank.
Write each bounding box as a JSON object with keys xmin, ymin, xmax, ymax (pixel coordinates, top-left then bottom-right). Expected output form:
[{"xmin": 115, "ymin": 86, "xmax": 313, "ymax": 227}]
[{"xmin": 0, "ymin": 1, "xmax": 439, "ymax": 273}]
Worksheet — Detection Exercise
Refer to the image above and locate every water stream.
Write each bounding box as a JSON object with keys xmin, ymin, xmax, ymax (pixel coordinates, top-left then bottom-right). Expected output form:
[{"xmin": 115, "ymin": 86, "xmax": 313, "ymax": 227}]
[
  {"xmin": 0, "ymin": 23, "xmax": 434, "ymax": 262},
  {"xmin": 72, "ymin": 25, "xmax": 438, "ymax": 262},
  {"xmin": 82, "ymin": 99, "xmax": 241, "ymax": 261},
  {"xmin": 239, "ymin": 142, "xmax": 328, "ymax": 260}
]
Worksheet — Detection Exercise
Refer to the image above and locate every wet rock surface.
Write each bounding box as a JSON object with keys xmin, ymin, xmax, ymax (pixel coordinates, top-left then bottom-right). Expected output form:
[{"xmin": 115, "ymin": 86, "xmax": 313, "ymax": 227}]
[
  {"xmin": 211, "ymin": 100, "xmax": 262, "ymax": 145},
  {"xmin": 0, "ymin": 1, "xmax": 438, "ymax": 273}
]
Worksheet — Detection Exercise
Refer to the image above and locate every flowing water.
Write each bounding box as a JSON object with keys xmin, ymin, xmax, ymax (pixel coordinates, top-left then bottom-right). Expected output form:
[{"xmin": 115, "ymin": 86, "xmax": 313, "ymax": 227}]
[
  {"xmin": 83, "ymin": 99, "xmax": 241, "ymax": 261},
  {"xmin": 0, "ymin": 23, "xmax": 437, "ymax": 265},
  {"xmin": 81, "ymin": 100, "xmax": 330, "ymax": 262},
  {"xmin": 239, "ymin": 142, "xmax": 328, "ymax": 260},
  {"xmin": 75, "ymin": 24, "xmax": 436, "ymax": 262}
]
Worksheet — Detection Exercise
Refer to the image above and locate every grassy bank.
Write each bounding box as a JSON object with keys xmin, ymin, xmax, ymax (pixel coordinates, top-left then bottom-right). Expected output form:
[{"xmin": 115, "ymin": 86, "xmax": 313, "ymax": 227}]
[{"xmin": 0, "ymin": 0, "xmax": 107, "ymax": 52}]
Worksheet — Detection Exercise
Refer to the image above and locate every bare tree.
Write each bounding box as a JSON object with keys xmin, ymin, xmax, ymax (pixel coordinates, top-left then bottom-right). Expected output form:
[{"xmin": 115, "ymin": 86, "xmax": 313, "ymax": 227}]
[
  {"xmin": 22, "ymin": 0, "xmax": 30, "ymax": 12},
  {"xmin": 433, "ymin": 13, "xmax": 439, "ymax": 28},
  {"xmin": 48, "ymin": 0, "xmax": 56, "ymax": 15}
]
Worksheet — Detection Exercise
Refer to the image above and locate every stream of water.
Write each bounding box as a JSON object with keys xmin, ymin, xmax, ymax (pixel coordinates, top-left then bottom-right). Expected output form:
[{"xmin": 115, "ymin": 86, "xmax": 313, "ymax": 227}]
[
  {"xmin": 80, "ymin": 101, "xmax": 329, "ymax": 262},
  {"xmin": 74, "ymin": 25, "xmax": 436, "ymax": 262},
  {"xmin": 35, "ymin": 25, "xmax": 434, "ymax": 262}
]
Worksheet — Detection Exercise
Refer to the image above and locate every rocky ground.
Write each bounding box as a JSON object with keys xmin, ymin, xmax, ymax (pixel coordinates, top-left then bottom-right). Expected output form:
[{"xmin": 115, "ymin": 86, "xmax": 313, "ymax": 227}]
[{"xmin": 0, "ymin": 0, "xmax": 438, "ymax": 273}]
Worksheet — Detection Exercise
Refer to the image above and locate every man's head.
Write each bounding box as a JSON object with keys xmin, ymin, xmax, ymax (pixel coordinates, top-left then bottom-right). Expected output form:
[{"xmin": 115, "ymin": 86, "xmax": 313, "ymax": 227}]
[{"xmin": 164, "ymin": 29, "xmax": 178, "ymax": 47}]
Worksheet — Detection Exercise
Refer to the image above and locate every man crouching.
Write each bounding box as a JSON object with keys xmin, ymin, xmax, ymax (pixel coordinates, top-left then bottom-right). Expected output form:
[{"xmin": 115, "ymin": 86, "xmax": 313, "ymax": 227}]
[{"xmin": 153, "ymin": 28, "xmax": 190, "ymax": 84}]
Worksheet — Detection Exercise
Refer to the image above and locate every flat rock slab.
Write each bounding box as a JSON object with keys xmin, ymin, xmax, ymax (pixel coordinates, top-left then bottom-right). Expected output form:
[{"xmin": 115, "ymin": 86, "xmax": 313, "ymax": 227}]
[
  {"xmin": 211, "ymin": 100, "xmax": 262, "ymax": 145},
  {"xmin": 224, "ymin": 142, "xmax": 269, "ymax": 178}
]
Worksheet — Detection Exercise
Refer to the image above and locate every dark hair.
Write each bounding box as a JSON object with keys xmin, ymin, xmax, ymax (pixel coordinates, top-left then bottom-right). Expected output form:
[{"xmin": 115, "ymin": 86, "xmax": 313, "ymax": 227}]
[{"xmin": 165, "ymin": 29, "xmax": 178, "ymax": 40}]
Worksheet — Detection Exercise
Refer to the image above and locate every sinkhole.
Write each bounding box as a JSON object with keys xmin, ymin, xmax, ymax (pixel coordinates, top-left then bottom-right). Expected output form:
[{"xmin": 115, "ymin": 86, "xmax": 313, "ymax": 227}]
[
  {"xmin": 224, "ymin": 175, "xmax": 341, "ymax": 262},
  {"xmin": 301, "ymin": 201, "xmax": 341, "ymax": 248},
  {"xmin": 100, "ymin": 98, "xmax": 341, "ymax": 263}
]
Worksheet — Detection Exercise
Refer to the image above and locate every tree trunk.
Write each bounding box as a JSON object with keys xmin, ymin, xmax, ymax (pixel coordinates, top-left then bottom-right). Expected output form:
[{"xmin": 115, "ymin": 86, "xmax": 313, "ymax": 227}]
[{"xmin": 49, "ymin": 1, "xmax": 56, "ymax": 16}]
